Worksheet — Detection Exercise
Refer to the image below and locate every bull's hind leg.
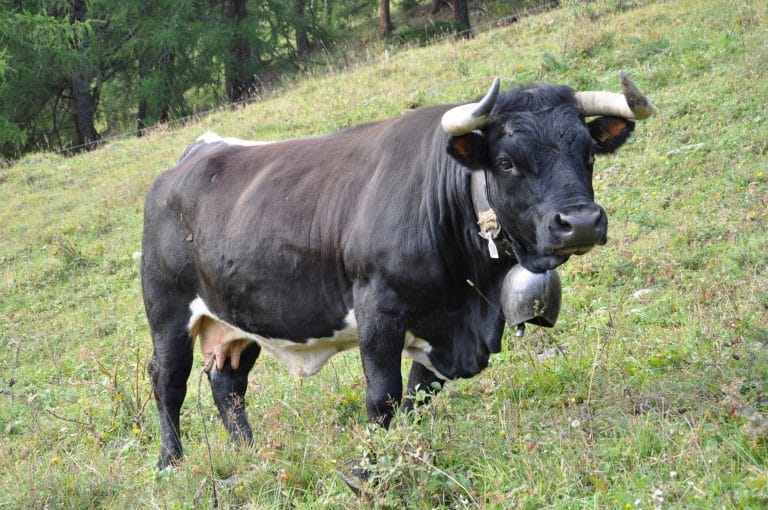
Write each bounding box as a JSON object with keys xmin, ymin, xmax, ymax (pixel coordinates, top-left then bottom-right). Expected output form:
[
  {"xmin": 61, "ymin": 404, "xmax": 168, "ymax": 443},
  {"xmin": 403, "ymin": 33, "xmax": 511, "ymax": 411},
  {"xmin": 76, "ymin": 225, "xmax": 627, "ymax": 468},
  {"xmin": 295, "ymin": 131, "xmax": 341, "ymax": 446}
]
[
  {"xmin": 142, "ymin": 235, "xmax": 197, "ymax": 468},
  {"xmin": 145, "ymin": 299, "xmax": 195, "ymax": 469},
  {"xmin": 206, "ymin": 342, "xmax": 260, "ymax": 444}
]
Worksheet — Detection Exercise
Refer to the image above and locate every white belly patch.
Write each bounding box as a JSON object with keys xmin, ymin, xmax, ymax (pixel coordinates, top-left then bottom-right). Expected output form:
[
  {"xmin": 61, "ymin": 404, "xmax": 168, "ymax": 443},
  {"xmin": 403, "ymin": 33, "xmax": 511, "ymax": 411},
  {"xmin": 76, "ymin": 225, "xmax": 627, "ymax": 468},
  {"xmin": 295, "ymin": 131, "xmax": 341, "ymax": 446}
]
[{"xmin": 187, "ymin": 297, "xmax": 445, "ymax": 379}]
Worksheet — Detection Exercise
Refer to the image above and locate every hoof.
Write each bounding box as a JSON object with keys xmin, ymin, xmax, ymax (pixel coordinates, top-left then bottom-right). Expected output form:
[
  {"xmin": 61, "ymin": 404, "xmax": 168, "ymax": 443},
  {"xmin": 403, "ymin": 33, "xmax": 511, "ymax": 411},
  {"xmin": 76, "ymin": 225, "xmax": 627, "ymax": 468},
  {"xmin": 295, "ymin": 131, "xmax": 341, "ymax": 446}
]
[{"xmin": 157, "ymin": 450, "xmax": 182, "ymax": 470}]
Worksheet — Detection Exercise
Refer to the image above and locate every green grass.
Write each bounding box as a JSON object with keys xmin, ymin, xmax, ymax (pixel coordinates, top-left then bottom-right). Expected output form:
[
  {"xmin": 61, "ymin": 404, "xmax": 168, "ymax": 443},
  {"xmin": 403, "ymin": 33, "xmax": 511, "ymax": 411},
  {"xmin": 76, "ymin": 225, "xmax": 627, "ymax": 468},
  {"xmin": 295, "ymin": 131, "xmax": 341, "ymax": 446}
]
[{"xmin": 1, "ymin": 0, "xmax": 767, "ymax": 507}]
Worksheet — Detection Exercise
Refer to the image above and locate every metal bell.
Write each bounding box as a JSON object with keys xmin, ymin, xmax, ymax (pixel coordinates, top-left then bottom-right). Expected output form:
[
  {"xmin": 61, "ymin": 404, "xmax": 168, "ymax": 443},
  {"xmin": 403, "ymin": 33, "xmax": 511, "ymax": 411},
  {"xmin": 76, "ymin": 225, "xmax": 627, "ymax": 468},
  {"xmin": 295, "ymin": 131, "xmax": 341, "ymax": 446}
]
[{"xmin": 501, "ymin": 264, "xmax": 562, "ymax": 330}]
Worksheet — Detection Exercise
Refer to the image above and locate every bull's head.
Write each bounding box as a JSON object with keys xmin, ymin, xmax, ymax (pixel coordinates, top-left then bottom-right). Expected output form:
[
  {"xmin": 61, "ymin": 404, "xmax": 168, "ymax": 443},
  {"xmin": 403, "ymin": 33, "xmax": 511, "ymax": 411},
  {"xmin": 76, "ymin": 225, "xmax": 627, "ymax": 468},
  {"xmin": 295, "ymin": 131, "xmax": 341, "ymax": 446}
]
[{"xmin": 443, "ymin": 73, "xmax": 654, "ymax": 272}]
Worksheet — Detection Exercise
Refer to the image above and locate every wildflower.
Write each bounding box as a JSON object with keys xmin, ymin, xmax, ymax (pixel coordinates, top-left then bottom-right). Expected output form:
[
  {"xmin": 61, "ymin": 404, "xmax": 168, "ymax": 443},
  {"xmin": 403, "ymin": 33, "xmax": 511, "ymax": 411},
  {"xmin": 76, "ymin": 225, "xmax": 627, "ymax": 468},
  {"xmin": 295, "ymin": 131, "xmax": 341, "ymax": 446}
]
[
  {"xmin": 651, "ymin": 488, "xmax": 664, "ymax": 503},
  {"xmin": 50, "ymin": 457, "xmax": 61, "ymax": 465},
  {"xmin": 499, "ymin": 430, "xmax": 506, "ymax": 437},
  {"xmin": 570, "ymin": 418, "xmax": 581, "ymax": 428},
  {"xmin": 132, "ymin": 426, "xmax": 142, "ymax": 435}
]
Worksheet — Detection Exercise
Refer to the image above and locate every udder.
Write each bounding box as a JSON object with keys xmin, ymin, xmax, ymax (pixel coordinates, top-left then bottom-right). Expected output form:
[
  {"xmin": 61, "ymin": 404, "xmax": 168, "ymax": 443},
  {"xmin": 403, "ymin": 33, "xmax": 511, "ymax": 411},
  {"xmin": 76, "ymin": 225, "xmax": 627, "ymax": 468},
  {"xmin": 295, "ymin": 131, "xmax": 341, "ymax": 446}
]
[{"xmin": 196, "ymin": 316, "xmax": 252, "ymax": 372}]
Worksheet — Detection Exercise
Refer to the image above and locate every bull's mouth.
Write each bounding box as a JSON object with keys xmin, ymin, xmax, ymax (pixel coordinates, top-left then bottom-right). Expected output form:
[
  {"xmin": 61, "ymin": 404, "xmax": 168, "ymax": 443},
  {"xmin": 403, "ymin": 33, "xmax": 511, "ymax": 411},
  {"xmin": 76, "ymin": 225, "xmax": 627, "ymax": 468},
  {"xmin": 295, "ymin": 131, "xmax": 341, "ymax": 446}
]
[
  {"xmin": 553, "ymin": 245, "xmax": 596, "ymax": 257},
  {"xmin": 510, "ymin": 241, "xmax": 599, "ymax": 273},
  {"xmin": 501, "ymin": 222, "xmax": 604, "ymax": 273}
]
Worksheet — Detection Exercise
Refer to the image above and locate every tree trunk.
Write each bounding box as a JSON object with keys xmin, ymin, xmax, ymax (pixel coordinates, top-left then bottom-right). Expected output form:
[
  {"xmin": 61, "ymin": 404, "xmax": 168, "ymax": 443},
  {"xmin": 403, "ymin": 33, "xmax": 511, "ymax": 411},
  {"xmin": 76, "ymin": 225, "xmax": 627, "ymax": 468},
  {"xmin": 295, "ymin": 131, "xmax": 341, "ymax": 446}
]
[
  {"xmin": 225, "ymin": 0, "xmax": 256, "ymax": 103},
  {"xmin": 159, "ymin": 51, "xmax": 175, "ymax": 123},
  {"xmin": 137, "ymin": 99, "xmax": 148, "ymax": 136},
  {"xmin": 430, "ymin": 0, "xmax": 445, "ymax": 14},
  {"xmin": 453, "ymin": 0, "xmax": 472, "ymax": 38},
  {"xmin": 71, "ymin": 0, "xmax": 99, "ymax": 149},
  {"xmin": 137, "ymin": 54, "xmax": 150, "ymax": 136},
  {"xmin": 379, "ymin": 0, "xmax": 393, "ymax": 37},
  {"xmin": 295, "ymin": 0, "xmax": 310, "ymax": 59},
  {"xmin": 72, "ymin": 74, "xmax": 98, "ymax": 148}
]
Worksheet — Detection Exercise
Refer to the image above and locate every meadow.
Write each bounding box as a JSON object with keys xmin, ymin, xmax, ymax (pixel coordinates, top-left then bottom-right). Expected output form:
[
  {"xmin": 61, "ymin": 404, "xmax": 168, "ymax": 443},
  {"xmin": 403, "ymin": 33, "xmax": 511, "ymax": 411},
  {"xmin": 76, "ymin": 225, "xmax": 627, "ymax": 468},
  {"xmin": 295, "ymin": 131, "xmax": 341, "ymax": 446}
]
[{"xmin": 1, "ymin": 0, "xmax": 767, "ymax": 507}]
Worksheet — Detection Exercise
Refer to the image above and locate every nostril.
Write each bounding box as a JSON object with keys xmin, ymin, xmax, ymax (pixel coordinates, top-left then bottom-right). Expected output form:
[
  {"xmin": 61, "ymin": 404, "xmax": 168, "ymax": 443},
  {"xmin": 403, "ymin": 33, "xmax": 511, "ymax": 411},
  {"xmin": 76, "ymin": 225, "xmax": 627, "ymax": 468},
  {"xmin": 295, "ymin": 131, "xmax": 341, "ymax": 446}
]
[
  {"xmin": 554, "ymin": 213, "xmax": 573, "ymax": 233},
  {"xmin": 590, "ymin": 209, "xmax": 604, "ymax": 227}
]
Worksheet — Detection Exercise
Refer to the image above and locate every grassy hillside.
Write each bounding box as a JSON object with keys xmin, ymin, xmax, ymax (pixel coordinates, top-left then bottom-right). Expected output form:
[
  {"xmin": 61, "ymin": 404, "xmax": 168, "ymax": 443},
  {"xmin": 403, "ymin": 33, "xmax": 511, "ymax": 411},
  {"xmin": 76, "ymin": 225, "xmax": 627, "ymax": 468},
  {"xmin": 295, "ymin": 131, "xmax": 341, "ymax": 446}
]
[{"xmin": 1, "ymin": 0, "xmax": 767, "ymax": 507}]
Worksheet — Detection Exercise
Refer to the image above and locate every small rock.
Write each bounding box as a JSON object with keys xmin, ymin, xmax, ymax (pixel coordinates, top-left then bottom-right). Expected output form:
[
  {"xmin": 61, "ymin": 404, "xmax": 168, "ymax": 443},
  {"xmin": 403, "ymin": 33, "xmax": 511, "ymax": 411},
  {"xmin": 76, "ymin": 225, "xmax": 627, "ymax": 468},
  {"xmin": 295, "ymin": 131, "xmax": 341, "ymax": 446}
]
[
  {"xmin": 632, "ymin": 288, "xmax": 654, "ymax": 301},
  {"xmin": 536, "ymin": 344, "xmax": 568, "ymax": 361},
  {"xmin": 666, "ymin": 143, "xmax": 706, "ymax": 157}
]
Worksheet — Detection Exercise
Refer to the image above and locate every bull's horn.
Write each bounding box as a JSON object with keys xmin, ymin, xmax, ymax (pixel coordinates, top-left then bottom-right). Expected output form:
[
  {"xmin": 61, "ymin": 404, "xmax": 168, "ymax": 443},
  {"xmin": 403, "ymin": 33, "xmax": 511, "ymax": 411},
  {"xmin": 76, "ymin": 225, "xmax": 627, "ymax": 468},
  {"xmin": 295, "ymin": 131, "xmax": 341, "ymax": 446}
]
[
  {"xmin": 575, "ymin": 71, "xmax": 654, "ymax": 120},
  {"xmin": 441, "ymin": 78, "xmax": 501, "ymax": 136}
]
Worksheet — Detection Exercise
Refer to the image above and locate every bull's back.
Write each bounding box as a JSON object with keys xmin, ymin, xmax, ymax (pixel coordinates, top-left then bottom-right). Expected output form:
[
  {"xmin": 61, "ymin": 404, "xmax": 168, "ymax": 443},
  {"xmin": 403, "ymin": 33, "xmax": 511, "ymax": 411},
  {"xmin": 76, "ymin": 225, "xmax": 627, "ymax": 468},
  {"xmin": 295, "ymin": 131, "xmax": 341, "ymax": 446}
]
[{"xmin": 144, "ymin": 133, "xmax": 375, "ymax": 338}]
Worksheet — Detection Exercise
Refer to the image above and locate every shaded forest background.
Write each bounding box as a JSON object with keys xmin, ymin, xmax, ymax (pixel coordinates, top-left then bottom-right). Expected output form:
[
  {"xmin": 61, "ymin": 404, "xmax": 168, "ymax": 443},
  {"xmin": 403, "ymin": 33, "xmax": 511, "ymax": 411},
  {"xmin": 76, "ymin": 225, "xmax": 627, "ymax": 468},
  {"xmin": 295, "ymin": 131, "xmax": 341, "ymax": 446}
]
[{"xmin": 0, "ymin": 0, "xmax": 544, "ymax": 161}]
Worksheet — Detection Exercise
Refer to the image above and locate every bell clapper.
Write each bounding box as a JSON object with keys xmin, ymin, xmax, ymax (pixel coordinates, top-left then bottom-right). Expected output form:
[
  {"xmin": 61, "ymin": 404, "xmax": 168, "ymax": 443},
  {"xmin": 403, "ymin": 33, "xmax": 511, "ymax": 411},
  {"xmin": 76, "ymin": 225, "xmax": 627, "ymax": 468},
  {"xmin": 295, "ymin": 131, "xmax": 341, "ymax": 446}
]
[{"xmin": 515, "ymin": 324, "xmax": 526, "ymax": 338}]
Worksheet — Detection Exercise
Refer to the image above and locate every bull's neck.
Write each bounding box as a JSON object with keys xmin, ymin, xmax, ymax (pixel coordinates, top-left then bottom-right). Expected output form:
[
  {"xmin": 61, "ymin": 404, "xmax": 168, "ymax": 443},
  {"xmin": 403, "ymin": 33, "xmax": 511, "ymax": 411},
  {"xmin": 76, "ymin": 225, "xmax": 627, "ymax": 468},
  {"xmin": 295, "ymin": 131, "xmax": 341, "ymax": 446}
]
[{"xmin": 427, "ymin": 133, "xmax": 512, "ymax": 288}]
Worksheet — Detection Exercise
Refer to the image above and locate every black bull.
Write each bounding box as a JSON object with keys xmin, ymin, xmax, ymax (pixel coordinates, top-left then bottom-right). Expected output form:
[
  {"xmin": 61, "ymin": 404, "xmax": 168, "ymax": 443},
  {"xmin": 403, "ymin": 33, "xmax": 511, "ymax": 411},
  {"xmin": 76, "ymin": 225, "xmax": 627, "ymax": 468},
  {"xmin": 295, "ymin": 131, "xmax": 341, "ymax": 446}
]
[{"xmin": 141, "ymin": 76, "xmax": 653, "ymax": 467}]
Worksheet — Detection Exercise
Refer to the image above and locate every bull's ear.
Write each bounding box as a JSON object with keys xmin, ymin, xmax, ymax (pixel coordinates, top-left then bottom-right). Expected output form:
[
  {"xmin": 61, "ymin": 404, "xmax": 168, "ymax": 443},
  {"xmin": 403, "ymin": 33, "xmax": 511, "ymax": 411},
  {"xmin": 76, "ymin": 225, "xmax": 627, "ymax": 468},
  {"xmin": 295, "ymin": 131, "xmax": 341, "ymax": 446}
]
[
  {"xmin": 588, "ymin": 116, "xmax": 636, "ymax": 154},
  {"xmin": 447, "ymin": 133, "xmax": 487, "ymax": 169}
]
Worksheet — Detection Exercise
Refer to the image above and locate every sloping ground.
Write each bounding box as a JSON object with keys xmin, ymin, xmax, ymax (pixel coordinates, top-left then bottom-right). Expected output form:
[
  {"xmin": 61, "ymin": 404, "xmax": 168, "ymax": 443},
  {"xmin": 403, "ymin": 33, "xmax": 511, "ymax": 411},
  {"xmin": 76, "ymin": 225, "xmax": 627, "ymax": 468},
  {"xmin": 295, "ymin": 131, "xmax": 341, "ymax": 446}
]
[{"xmin": 0, "ymin": 0, "xmax": 766, "ymax": 507}]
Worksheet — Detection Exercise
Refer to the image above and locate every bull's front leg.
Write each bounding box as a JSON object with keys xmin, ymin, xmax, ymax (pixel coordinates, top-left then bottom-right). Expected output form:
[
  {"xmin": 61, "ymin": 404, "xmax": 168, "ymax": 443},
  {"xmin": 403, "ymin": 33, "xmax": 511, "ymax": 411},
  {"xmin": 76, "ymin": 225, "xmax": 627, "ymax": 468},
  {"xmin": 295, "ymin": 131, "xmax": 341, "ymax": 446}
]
[
  {"xmin": 336, "ymin": 282, "xmax": 406, "ymax": 494},
  {"xmin": 403, "ymin": 361, "xmax": 446, "ymax": 412},
  {"xmin": 354, "ymin": 283, "xmax": 406, "ymax": 428}
]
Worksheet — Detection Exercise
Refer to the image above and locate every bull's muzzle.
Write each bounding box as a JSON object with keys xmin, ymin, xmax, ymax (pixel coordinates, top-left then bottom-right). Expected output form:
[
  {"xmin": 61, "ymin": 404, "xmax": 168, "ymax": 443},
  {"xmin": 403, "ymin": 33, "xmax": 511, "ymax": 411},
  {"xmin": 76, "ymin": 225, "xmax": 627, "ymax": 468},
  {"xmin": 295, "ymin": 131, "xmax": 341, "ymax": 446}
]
[{"xmin": 549, "ymin": 205, "xmax": 607, "ymax": 255}]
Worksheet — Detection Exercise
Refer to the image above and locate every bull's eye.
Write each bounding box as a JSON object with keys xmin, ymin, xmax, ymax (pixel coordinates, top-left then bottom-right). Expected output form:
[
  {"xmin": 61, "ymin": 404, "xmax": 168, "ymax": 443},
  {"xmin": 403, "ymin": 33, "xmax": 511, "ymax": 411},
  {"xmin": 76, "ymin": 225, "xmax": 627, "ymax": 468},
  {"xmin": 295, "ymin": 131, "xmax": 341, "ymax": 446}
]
[{"xmin": 497, "ymin": 158, "xmax": 519, "ymax": 175}]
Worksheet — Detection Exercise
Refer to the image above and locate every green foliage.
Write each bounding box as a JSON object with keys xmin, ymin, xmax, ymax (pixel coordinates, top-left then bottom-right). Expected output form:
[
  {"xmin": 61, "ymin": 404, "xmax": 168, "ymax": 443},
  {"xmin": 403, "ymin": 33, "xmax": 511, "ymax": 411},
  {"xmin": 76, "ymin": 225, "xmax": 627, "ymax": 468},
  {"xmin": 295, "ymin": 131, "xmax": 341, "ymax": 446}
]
[
  {"xmin": 1, "ymin": 0, "xmax": 768, "ymax": 507},
  {"xmin": 0, "ymin": 0, "xmax": 387, "ymax": 159},
  {"xmin": 0, "ymin": 3, "xmax": 89, "ymax": 155}
]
